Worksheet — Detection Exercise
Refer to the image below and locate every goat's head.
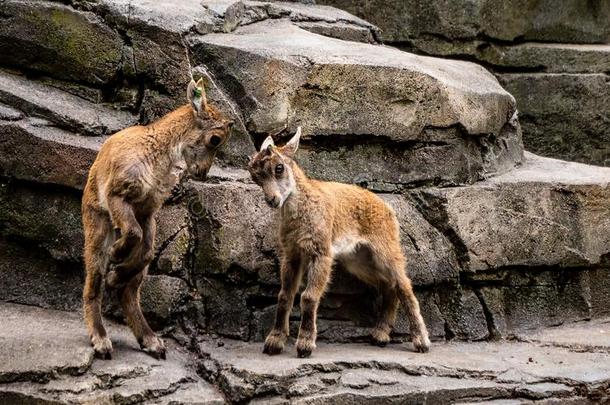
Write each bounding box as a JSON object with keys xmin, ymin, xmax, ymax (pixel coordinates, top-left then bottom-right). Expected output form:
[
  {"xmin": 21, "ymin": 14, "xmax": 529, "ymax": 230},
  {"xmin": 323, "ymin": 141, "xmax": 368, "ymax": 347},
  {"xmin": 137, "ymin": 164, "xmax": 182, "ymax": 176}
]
[
  {"xmin": 182, "ymin": 78, "xmax": 233, "ymax": 181},
  {"xmin": 248, "ymin": 127, "xmax": 301, "ymax": 209}
]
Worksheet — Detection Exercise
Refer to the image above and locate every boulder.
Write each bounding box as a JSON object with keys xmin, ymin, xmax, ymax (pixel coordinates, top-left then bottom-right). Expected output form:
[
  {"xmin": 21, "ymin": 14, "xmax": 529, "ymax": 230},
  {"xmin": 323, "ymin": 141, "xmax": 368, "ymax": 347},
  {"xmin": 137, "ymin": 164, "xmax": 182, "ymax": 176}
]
[
  {"xmin": 318, "ymin": 0, "xmax": 610, "ymax": 44},
  {"xmin": 499, "ymin": 73, "xmax": 610, "ymax": 167},
  {"xmin": 191, "ymin": 20, "xmax": 522, "ymax": 186},
  {"xmin": 0, "ymin": 70, "xmax": 136, "ymax": 136},
  {"xmin": 0, "ymin": 239, "xmax": 83, "ymax": 312},
  {"xmin": 140, "ymin": 275, "xmax": 191, "ymax": 328},
  {"xmin": 0, "ymin": 180, "xmax": 84, "ymax": 262},
  {"xmin": 409, "ymin": 153, "xmax": 610, "ymax": 272},
  {"xmin": 0, "ymin": 303, "xmax": 225, "ymax": 403},
  {"xmin": 0, "ymin": 0, "xmax": 124, "ymax": 85},
  {"xmin": 0, "ymin": 119, "xmax": 103, "ymax": 190},
  {"xmin": 405, "ymin": 42, "xmax": 610, "ymax": 75}
]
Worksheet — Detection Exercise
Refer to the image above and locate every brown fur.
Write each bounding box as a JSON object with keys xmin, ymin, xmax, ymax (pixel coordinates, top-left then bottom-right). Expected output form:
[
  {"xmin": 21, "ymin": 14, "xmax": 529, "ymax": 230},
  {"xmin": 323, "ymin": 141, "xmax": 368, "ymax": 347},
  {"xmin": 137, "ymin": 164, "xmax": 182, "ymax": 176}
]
[
  {"xmin": 248, "ymin": 129, "xmax": 430, "ymax": 358},
  {"xmin": 82, "ymin": 79, "xmax": 232, "ymax": 359}
]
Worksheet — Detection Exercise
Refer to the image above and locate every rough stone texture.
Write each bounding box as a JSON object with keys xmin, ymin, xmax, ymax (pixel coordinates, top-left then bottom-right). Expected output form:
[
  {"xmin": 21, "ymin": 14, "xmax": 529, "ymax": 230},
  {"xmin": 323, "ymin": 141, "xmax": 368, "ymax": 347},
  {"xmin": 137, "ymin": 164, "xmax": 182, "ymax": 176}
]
[
  {"xmin": 0, "ymin": 0, "xmax": 125, "ymax": 85},
  {"xmin": 140, "ymin": 275, "xmax": 192, "ymax": 328},
  {"xmin": 0, "ymin": 118, "xmax": 104, "ymax": 190},
  {"xmin": 0, "ymin": 304, "xmax": 94, "ymax": 384},
  {"xmin": 408, "ymin": 42, "xmax": 610, "ymax": 74},
  {"xmin": 0, "ymin": 238, "xmax": 83, "ymax": 312},
  {"xmin": 191, "ymin": 19, "xmax": 523, "ymax": 186},
  {"xmin": 517, "ymin": 318, "xmax": 610, "ymax": 352},
  {"xmin": 498, "ymin": 73, "xmax": 610, "ymax": 167},
  {"xmin": 410, "ymin": 153, "xmax": 610, "ymax": 272},
  {"xmin": 319, "ymin": 1, "xmax": 610, "ymax": 167},
  {"xmin": 0, "ymin": 69, "xmax": 137, "ymax": 136},
  {"xmin": 2, "ymin": 302, "xmax": 610, "ymax": 403},
  {"xmin": 0, "ymin": 179, "xmax": 84, "ymax": 261},
  {"xmin": 318, "ymin": 0, "xmax": 610, "ymax": 44},
  {"xmin": 0, "ymin": 303, "xmax": 224, "ymax": 404},
  {"xmin": 198, "ymin": 318, "xmax": 610, "ymax": 403}
]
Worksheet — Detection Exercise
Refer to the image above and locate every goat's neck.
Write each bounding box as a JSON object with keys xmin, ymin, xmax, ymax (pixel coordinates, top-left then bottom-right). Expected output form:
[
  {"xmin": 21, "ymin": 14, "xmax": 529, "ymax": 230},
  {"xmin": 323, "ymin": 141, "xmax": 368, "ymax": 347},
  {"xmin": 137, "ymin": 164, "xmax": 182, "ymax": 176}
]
[{"xmin": 281, "ymin": 160, "xmax": 313, "ymax": 216}]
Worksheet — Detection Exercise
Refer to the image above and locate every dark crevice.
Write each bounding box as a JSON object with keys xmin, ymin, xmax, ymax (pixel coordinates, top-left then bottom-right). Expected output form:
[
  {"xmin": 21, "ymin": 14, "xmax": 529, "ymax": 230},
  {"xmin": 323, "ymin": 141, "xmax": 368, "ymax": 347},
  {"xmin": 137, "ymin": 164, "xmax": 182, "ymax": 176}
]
[
  {"xmin": 473, "ymin": 288, "xmax": 501, "ymax": 341},
  {"xmin": 405, "ymin": 190, "xmax": 470, "ymax": 270}
]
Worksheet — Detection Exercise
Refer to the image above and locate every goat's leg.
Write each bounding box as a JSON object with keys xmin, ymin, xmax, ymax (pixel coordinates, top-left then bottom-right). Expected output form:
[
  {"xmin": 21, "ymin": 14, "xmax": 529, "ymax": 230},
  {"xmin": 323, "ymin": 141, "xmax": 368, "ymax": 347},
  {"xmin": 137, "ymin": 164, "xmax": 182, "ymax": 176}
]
[
  {"xmin": 371, "ymin": 285, "xmax": 400, "ymax": 347},
  {"xmin": 107, "ymin": 215, "xmax": 155, "ymax": 288},
  {"xmin": 119, "ymin": 267, "xmax": 166, "ymax": 359},
  {"xmin": 107, "ymin": 195, "xmax": 142, "ymax": 265},
  {"xmin": 396, "ymin": 272, "xmax": 430, "ymax": 353},
  {"xmin": 263, "ymin": 253, "xmax": 303, "ymax": 355},
  {"xmin": 83, "ymin": 208, "xmax": 113, "ymax": 359},
  {"xmin": 296, "ymin": 254, "xmax": 333, "ymax": 358}
]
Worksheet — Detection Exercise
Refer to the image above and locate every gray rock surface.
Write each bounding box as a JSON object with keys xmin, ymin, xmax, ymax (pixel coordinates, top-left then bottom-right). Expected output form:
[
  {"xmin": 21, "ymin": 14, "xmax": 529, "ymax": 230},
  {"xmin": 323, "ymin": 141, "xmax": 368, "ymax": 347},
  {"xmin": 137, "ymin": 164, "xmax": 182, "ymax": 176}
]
[
  {"xmin": 0, "ymin": 70, "xmax": 136, "ymax": 136},
  {"xmin": 191, "ymin": 19, "xmax": 523, "ymax": 186},
  {"xmin": 3, "ymin": 302, "xmax": 608, "ymax": 404},
  {"xmin": 319, "ymin": 1, "xmax": 610, "ymax": 167},
  {"xmin": 0, "ymin": 119, "xmax": 104, "ymax": 189},
  {"xmin": 198, "ymin": 316, "xmax": 610, "ymax": 403},
  {"xmin": 498, "ymin": 73, "xmax": 610, "ymax": 167},
  {"xmin": 410, "ymin": 153, "xmax": 610, "ymax": 272},
  {"xmin": 0, "ymin": 303, "xmax": 224, "ymax": 404},
  {"xmin": 0, "ymin": 0, "xmax": 125, "ymax": 85},
  {"xmin": 318, "ymin": 0, "xmax": 610, "ymax": 44}
]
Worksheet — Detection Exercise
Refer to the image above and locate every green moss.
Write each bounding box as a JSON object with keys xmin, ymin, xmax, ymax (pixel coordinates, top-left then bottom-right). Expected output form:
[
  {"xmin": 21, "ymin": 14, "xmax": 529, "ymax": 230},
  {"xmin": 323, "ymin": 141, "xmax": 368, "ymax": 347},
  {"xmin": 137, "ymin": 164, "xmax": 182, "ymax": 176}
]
[{"xmin": 18, "ymin": 3, "xmax": 122, "ymax": 82}]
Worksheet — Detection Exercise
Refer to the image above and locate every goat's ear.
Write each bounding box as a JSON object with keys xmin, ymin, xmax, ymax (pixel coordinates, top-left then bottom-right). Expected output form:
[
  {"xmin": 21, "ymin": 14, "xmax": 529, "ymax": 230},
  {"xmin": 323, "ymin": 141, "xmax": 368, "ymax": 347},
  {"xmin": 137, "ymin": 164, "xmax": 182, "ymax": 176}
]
[
  {"xmin": 282, "ymin": 126, "xmax": 301, "ymax": 157},
  {"xmin": 260, "ymin": 135, "xmax": 275, "ymax": 153},
  {"xmin": 187, "ymin": 78, "xmax": 208, "ymax": 117}
]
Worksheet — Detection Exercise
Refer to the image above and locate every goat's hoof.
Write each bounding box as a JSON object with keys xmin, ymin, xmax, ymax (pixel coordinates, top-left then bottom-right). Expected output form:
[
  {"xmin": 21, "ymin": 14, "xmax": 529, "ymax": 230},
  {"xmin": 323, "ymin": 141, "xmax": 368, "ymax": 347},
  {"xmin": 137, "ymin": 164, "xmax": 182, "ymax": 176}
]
[
  {"xmin": 262, "ymin": 333, "xmax": 285, "ymax": 355},
  {"xmin": 370, "ymin": 328, "xmax": 391, "ymax": 347},
  {"xmin": 296, "ymin": 338, "xmax": 315, "ymax": 358},
  {"xmin": 141, "ymin": 335, "xmax": 167, "ymax": 360},
  {"xmin": 91, "ymin": 335, "xmax": 113, "ymax": 360},
  {"xmin": 297, "ymin": 348, "xmax": 312, "ymax": 358},
  {"xmin": 412, "ymin": 334, "xmax": 431, "ymax": 353}
]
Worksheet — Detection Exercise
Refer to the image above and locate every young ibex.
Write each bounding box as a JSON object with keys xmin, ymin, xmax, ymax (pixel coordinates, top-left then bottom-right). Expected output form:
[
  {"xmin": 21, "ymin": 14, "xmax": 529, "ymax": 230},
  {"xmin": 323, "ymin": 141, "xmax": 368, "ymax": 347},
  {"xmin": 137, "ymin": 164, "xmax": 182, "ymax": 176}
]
[
  {"xmin": 82, "ymin": 79, "xmax": 232, "ymax": 359},
  {"xmin": 248, "ymin": 128, "xmax": 430, "ymax": 358}
]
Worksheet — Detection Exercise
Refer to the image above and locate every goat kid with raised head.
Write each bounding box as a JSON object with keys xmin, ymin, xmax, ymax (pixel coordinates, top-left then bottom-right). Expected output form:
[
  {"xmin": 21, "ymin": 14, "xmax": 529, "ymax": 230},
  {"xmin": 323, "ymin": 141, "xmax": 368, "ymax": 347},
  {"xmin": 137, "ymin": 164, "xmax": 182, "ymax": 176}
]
[
  {"xmin": 82, "ymin": 79, "xmax": 233, "ymax": 359},
  {"xmin": 248, "ymin": 127, "xmax": 430, "ymax": 358}
]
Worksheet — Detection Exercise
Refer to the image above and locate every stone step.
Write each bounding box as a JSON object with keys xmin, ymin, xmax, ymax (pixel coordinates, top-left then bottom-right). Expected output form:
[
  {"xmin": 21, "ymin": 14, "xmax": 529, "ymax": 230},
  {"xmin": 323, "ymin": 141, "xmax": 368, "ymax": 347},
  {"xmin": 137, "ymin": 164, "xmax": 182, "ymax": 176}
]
[
  {"xmin": 0, "ymin": 70, "xmax": 137, "ymax": 136},
  {"xmin": 498, "ymin": 73, "xmax": 610, "ymax": 167},
  {"xmin": 1, "ymin": 152, "xmax": 608, "ymax": 340},
  {"xmin": 2, "ymin": 302, "xmax": 608, "ymax": 404},
  {"xmin": 400, "ymin": 42, "xmax": 610, "ymax": 75},
  {"xmin": 317, "ymin": 0, "xmax": 610, "ymax": 45},
  {"xmin": 0, "ymin": 303, "xmax": 224, "ymax": 404},
  {"xmin": 197, "ymin": 318, "xmax": 610, "ymax": 403},
  {"xmin": 190, "ymin": 152, "xmax": 610, "ymax": 342},
  {"xmin": 190, "ymin": 18, "xmax": 522, "ymax": 186}
]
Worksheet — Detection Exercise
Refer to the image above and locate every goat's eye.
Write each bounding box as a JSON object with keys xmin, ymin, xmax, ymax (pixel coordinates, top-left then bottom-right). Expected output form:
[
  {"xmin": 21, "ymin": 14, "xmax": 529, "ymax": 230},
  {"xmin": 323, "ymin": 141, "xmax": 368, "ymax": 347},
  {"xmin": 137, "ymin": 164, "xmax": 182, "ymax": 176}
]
[
  {"xmin": 209, "ymin": 135, "xmax": 221, "ymax": 147},
  {"xmin": 275, "ymin": 164, "xmax": 284, "ymax": 176}
]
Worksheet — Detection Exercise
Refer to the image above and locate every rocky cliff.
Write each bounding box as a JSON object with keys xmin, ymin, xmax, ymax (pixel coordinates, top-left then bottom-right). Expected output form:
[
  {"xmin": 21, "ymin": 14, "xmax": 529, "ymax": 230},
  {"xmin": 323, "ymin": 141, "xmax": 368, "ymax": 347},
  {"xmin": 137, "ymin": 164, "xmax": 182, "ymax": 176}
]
[
  {"xmin": 0, "ymin": 0, "xmax": 609, "ymax": 366},
  {"xmin": 319, "ymin": 0, "xmax": 610, "ymax": 167}
]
